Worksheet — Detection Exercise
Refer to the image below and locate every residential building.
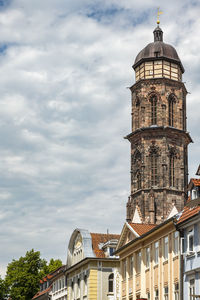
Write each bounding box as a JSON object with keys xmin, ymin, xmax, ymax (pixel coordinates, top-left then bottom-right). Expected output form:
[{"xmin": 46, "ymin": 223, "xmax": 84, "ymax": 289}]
[
  {"xmin": 115, "ymin": 220, "xmax": 180, "ymax": 300},
  {"xmin": 66, "ymin": 228, "xmax": 120, "ymax": 300},
  {"xmin": 32, "ymin": 265, "xmax": 67, "ymax": 300},
  {"xmin": 125, "ymin": 22, "xmax": 192, "ymax": 224},
  {"xmin": 176, "ymin": 172, "xmax": 200, "ymax": 300}
]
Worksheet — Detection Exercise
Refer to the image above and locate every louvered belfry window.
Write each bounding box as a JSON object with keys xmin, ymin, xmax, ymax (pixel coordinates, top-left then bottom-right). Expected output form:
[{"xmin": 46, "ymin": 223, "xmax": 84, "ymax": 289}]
[
  {"xmin": 169, "ymin": 95, "xmax": 175, "ymax": 126},
  {"xmin": 151, "ymin": 153, "xmax": 158, "ymax": 186},
  {"xmin": 150, "ymin": 95, "xmax": 157, "ymax": 125},
  {"xmin": 169, "ymin": 154, "xmax": 175, "ymax": 186}
]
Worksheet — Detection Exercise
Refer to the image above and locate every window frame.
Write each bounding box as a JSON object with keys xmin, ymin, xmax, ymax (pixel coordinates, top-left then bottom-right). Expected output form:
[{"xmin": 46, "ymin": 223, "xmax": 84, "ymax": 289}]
[
  {"xmin": 164, "ymin": 236, "xmax": 169, "ymax": 261},
  {"xmin": 173, "ymin": 231, "xmax": 179, "ymax": 255},
  {"xmin": 108, "ymin": 273, "xmax": 114, "ymax": 293},
  {"xmin": 146, "ymin": 247, "xmax": 150, "ymax": 268},
  {"xmin": 187, "ymin": 227, "xmax": 194, "ymax": 253},
  {"xmin": 154, "ymin": 241, "xmax": 159, "ymax": 265}
]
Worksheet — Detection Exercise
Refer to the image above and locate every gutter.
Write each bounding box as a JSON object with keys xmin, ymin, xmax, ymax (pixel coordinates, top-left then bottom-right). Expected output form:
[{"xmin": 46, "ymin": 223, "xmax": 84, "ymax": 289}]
[
  {"xmin": 174, "ymin": 220, "xmax": 183, "ymax": 300},
  {"xmin": 65, "ymin": 257, "xmax": 119, "ymax": 274}
]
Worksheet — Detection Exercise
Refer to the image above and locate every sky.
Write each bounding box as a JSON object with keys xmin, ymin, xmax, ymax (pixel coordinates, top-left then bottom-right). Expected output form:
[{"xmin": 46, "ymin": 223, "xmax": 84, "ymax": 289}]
[{"xmin": 0, "ymin": 0, "xmax": 200, "ymax": 277}]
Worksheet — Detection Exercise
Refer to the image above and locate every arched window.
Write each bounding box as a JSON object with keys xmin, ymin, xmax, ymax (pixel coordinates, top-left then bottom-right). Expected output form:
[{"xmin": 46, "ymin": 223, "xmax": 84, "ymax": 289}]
[
  {"xmin": 136, "ymin": 171, "xmax": 141, "ymax": 190},
  {"xmin": 133, "ymin": 150, "xmax": 142, "ymax": 190},
  {"xmin": 169, "ymin": 154, "xmax": 175, "ymax": 186},
  {"xmin": 108, "ymin": 273, "xmax": 114, "ymax": 293},
  {"xmin": 169, "ymin": 95, "xmax": 175, "ymax": 126},
  {"xmin": 151, "ymin": 153, "xmax": 158, "ymax": 186},
  {"xmin": 77, "ymin": 278, "xmax": 80, "ymax": 298},
  {"xmin": 135, "ymin": 98, "xmax": 140, "ymax": 129},
  {"xmin": 84, "ymin": 275, "xmax": 87, "ymax": 295},
  {"xmin": 71, "ymin": 281, "xmax": 74, "ymax": 299},
  {"xmin": 150, "ymin": 95, "xmax": 157, "ymax": 125}
]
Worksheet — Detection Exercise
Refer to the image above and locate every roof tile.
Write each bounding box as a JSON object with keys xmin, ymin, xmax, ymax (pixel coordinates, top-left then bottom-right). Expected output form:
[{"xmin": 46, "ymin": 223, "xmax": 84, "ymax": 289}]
[
  {"xmin": 90, "ymin": 233, "xmax": 120, "ymax": 258},
  {"xmin": 128, "ymin": 223, "xmax": 156, "ymax": 236}
]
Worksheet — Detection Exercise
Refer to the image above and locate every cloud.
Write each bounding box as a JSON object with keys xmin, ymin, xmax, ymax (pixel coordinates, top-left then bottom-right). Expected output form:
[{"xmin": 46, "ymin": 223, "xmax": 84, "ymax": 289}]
[{"xmin": 0, "ymin": 0, "xmax": 199, "ymax": 278}]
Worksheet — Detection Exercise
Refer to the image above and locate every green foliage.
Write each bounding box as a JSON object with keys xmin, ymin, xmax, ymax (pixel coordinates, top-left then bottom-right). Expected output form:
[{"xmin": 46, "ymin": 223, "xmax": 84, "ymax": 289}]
[
  {"xmin": 39, "ymin": 258, "xmax": 62, "ymax": 278},
  {"xmin": 0, "ymin": 276, "xmax": 7, "ymax": 300},
  {"xmin": 4, "ymin": 249, "xmax": 62, "ymax": 300}
]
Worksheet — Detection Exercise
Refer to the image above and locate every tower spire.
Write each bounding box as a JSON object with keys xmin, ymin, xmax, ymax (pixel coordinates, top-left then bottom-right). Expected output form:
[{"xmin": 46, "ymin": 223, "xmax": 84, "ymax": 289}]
[{"xmin": 157, "ymin": 7, "xmax": 163, "ymax": 25}]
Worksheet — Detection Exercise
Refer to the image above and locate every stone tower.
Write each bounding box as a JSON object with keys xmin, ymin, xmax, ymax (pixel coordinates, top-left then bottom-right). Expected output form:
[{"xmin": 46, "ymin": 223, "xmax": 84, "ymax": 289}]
[{"xmin": 126, "ymin": 25, "xmax": 192, "ymax": 224}]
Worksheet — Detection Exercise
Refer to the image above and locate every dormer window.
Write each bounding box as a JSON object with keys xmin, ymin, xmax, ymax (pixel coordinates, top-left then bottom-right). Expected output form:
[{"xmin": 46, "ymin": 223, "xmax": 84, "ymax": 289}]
[{"xmin": 109, "ymin": 247, "xmax": 115, "ymax": 256}]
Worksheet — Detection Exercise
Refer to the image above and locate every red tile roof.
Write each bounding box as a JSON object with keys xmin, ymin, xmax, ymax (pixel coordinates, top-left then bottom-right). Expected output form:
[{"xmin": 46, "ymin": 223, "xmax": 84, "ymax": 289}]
[
  {"xmin": 177, "ymin": 202, "xmax": 200, "ymax": 224},
  {"xmin": 191, "ymin": 178, "xmax": 200, "ymax": 186},
  {"xmin": 128, "ymin": 223, "xmax": 156, "ymax": 236},
  {"xmin": 90, "ymin": 233, "xmax": 120, "ymax": 258},
  {"xmin": 32, "ymin": 286, "xmax": 51, "ymax": 299}
]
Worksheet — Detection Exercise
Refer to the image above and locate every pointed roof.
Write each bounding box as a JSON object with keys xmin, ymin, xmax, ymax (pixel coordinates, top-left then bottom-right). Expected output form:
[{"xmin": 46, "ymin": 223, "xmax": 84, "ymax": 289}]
[
  {"xmin": 128, "ymin": 223, "xmax": 156, "ymax": 236},
  {"xmin": 177, "ymin": 198, "xmax": 200, "ymax": 224}
]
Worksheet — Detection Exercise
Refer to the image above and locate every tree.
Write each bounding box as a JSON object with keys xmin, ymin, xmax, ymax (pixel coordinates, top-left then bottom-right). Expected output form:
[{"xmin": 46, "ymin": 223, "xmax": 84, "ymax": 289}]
[
  {"xmin": 0, "ymin": 276, "xmax": 7, "ymax": 300},
  {"xmin": 4, "ymin": 249, "xmax": 62, "ymax": 300},
  {"xmin": 39, "ymin": 258, "xmax": 62, "ymax": 278}
]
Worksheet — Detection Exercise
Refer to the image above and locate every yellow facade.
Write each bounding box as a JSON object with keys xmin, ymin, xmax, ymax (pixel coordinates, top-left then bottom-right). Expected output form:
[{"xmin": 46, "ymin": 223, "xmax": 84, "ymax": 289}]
[{"xmin": 117, "ymin": 221, "xmax": 180, "ymax": 300}]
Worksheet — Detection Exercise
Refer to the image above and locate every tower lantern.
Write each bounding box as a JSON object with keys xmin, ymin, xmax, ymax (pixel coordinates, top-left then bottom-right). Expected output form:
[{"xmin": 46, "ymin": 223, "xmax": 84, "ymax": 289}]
[{"xmin": 126, "ymin": 24, "xmax": 192, "ymax": 224}]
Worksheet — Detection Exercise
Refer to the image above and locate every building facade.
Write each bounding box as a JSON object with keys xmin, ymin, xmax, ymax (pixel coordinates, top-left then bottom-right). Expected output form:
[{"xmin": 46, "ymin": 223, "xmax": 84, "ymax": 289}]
[
  {"xmin": 33, "ymin": 266, "xmax": 67, "ymax": 300},
  {"xmin": 126, "ymin": 24, "xmax": 192, "ymax": 224},
  {"xmin": 116, "ymin": 219, "xmax": 180, "ymax": 300},
  {"xmin": 66, "ymin": 229, "xmax": 120, "ymax": 300},
  {"xmin": 177, "ymin": 174, "xmax": 200, "ymax": 300}
]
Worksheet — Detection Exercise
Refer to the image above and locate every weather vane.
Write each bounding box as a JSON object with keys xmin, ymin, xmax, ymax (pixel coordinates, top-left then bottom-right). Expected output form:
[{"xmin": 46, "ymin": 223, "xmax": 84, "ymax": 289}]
[{"xmin": 157, "ymin": 7, "xmax": 163, "ymax": 24}]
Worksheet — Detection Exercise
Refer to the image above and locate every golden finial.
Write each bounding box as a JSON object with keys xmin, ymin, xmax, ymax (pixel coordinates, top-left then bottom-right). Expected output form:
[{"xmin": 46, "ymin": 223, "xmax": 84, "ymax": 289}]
[{"xmin": 157, "ymin": 7, "xmax": 163, "ymax": 24}]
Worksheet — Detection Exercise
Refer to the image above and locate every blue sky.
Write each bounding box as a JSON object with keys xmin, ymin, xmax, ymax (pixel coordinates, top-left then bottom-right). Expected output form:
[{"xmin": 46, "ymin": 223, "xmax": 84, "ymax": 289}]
[{"xmin": 0, "ymin": 0, "xmax": 200, "ymax": 277}]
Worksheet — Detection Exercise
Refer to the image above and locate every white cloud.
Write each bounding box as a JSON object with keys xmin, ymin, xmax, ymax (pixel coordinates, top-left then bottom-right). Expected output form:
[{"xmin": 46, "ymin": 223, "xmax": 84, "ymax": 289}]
[{"xmin": 0, "ymin": 0, "xmax": 199, "ymax": 278}]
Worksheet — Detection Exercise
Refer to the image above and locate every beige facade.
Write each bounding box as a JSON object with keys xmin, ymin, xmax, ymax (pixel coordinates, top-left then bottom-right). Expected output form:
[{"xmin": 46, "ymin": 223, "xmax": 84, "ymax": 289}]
[
  {"xmin": 66, "ymin": 229, "xmax": 120, "ymax": 300},
  {"xmin": 116, "ymin": 220, "xmax": 180, "ymax": 300}
]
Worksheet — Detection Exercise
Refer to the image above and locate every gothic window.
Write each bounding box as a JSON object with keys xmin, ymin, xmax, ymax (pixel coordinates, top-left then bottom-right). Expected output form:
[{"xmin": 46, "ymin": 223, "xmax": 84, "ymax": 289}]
[
  {"xmin": 135, "ymin": 97, "xmax": 140, "ymax": 129},
  {"xmin": 169, "ymin": 153, "xmax": 175, "ymax": 186},
  {"xmin": 136, "ymin": 171, "xmax": 141, "ymax": 190},
  {"xmin": 150, "ymin": 95, "xmax": 157, "ymax": 125},
  {"xmin": 108, "ymin": 273, "xmax": 114, "ymax": 293},
  {"xmin": 151, "ymin": 152, "xmax": 158, "ymax": 186},
  {"xmin": 133, "ymin": 150, "xmax": 142, "ymax": 190},
  {"xmin": 169, "ymin": 94, "xmax": 176, "ymax": 126}
]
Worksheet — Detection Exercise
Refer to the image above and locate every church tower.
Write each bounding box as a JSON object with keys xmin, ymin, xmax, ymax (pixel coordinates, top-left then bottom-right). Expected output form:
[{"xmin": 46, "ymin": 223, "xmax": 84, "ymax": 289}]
[{"xmin": 126, "ymin": 24, "xmax": 192, "ymax": 224}]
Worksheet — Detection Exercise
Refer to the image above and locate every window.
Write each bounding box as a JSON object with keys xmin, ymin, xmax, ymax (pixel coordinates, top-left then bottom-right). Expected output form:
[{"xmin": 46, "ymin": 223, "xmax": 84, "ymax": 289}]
[
  {"xmin": 189, "ymin": 279, "xmax": 195, "ymax": 300},
  {"xmin": 150, "ymin": 95, "xmax": 157, "ymax": 125},
  {"xmin": 108, "ymin": 273, "xmax": 114, "ymax": 293},
  {"xmin": 147, "ymin": 291, "xmax": 150, "ymax": 300},
  {"xmin": 136, "ymin": 171, "xmax": 141, "ymax": 190},
  {"xmin": 155, "ymin": 289, "xmax": 159, "ymax": 300},
  {"xmin": 109, "ymin": 247, "xmax": 115, "ymax": 256},
  {"xmin": 188, "ymin": 228, "xmax": 194, "ymax": 252},
  {"xmin": 84, "ymin": 275, "xmax": 87, "ymax": 295},
  {"xmin": 146, "ymin": 247, "xmax": 150, "ymax": 268},
  {"xmin": 136, "ymin": 251, "xmax": 141, "ymax": 273},
  {"xmin": 164, "ymin": 286, "xmax": 168, "ymax": 300},
  {"xmin": 169, "ymin": 95, "xmax": 175, "ymax": 126},
  {"xmin": 174, "ymin": 231, "xmax": 179, "ymax": 255},
  {"xmin": 129, "ymin": 256, "xmax": 133, "ymax": 277},
  {"xmin": 123, "ymin": 259, "xmax": 127, "ymax": 279},
  {"xmin": 154, "ymin": 242, "xmax": 159, "ymax": 264},
  {"xmin": 77, "ymin": 278, "xmax": 80, "ymax": 298},
  {"xmin": 169, "ymin": 154, "xmax": 175, "ymax": 187},
  {"xmin": 151, "ymin": 153, "xmax": 158, "ymax": 186},
  {"xmin": 71, "ymin": 281, "xmax": 74, "ymax": 299},
  {"xmin": 164, "ymin": 236, "xmax": 168, "ymax": 260},
  {"xmin": 174, "ymin": 283, "xmax": 179, "ymax": 300}
]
